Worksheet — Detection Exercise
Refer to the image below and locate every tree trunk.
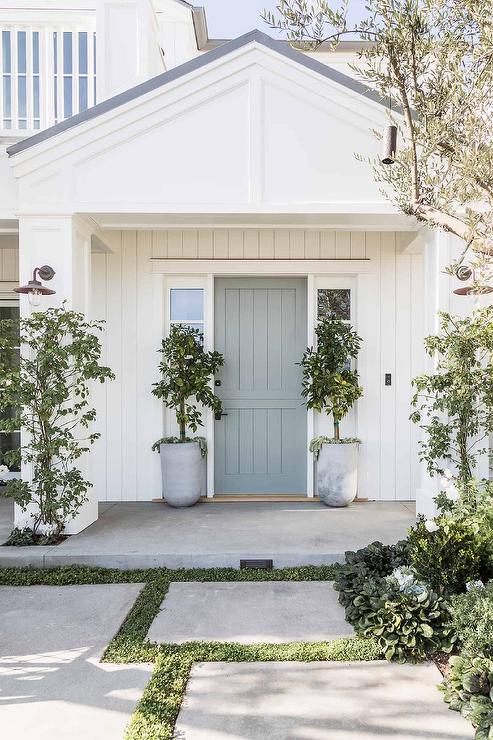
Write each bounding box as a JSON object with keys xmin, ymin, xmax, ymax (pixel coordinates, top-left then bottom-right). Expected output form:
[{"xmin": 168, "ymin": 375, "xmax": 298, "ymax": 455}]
[
  {"xmin": 334, "ymin": 419, "xmax": 340, "ymax": 441},
  {"xmin": 179, "ymin": 397, "xmax": 186, "ymax": 442}
]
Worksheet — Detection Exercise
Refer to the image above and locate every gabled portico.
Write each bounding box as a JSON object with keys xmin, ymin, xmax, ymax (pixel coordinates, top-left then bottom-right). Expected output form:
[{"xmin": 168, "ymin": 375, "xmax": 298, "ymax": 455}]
[{"xmin": 7, "ymin": 30, "xmax": 432, "ymax": 532}]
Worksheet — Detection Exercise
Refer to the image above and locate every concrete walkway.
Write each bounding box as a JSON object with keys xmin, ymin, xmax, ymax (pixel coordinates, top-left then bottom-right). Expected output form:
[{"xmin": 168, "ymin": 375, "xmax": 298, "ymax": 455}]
[
  {"xmin": 147, "ymin": 581, "xmax": 353, "ymax": 644},
  {"xmin": 175, "ymin": 661, "xmax": 473, "ymax": 739},
  {"xmin": 0, "ymin": 499, "xmax": 415, "ymax": 569},
  {"xmin": 0, "ymin": 583, "xmax": 152, "ymax": 740}
]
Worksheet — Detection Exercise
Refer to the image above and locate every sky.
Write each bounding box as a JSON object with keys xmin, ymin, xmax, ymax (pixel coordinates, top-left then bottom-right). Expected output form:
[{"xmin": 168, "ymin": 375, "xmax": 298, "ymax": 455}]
[{"xmin": 201, "ymin": 0, "xmax": 368, "ymax": 39}]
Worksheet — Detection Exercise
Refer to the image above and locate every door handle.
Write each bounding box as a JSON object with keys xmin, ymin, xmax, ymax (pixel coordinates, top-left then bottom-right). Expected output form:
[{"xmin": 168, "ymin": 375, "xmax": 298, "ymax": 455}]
[{"xmin": 215, "ymin": 412, "xmax": 229, "ymax": 421}]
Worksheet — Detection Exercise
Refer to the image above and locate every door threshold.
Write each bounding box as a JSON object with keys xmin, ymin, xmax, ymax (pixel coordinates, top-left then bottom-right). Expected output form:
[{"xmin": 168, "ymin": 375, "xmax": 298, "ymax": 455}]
[
  {"xmin": 152, "ymin": 495, "xmax": 369, "ymax": 503},
  {"xmin": 201, "ymin": 494, "xmax": 317, "ymax": 503}
]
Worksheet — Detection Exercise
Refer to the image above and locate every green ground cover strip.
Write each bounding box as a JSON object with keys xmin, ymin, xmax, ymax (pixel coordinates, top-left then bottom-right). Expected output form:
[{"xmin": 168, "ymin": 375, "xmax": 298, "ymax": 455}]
[
  {"xmin": 126, "ymin": 638, "xmax": 383, "ymax": 740},
  {"xmin": 0, "ymin": 564, "xmax": 382, "ymax": 739}
]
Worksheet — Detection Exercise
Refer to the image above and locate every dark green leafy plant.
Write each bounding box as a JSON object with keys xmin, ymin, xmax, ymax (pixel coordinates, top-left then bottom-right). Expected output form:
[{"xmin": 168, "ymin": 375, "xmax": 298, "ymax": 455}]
[
  {"xmin": 3, "ymin": 526, "xmax": 63, "ymax": 546},
  {"xmin": 300, "ymin": 317, "xmax": 363, "ymax": 440},
  {"xmin": 440, "ymin": 655, "xmax": 493, "ymax": 739},
  {"xmin": 346, "ymin": 572, "xmax": 455, "ymax": 662},
  {"xmin": 449, "ymin": 582, "xmax": 493, "ymax": 658},
  {"xmin": 0, "ymin": 307, "xmax": 114, "ymax": 538},
  {"xmin": 152, "ymin": 325, "xmax": 224, "ymax": 444},
  {"xmin": 411, "ymin": 308, "xmax": 493, "ymax": 483},
  {"xmin": 334, "ymin": 539, "xmax": 410, "ymax": 610},
  {"xmin": 407, "ymin": 515, "xmax": 493, "ymax": 595}
]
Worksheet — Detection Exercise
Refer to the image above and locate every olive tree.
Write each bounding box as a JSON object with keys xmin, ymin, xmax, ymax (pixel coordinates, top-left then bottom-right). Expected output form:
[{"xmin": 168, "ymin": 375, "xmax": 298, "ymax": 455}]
[
  {"xmin": 0, "ymin": 307, "xmax": 114, "ymax": 540},
  {"xmin": 410, "ymin": 306, "xmax": 493, "ymax": 482},
  {"xmin": 262, "ymin": 0, "xmax": 493, "ymax": 278},
  {"xmin": 300, "ymin": 316, "xmax": 363, "ymax": 441}
]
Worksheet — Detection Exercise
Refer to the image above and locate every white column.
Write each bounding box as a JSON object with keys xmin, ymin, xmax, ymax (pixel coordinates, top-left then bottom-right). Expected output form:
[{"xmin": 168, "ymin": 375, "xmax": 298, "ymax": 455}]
[{"xmin": 15, "ymin": 215, "xmax": 97, "ymax": 534}]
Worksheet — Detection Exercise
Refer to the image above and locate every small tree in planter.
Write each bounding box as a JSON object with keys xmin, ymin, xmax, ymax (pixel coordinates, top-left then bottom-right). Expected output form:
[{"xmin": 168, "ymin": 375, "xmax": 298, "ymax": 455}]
[
  {"xmin": 152, "ymin": 324, "xmax": 224, "ymax": 507},
  {"xmin": 301, "ymin": 316, "xmax": 363, "ymax": 506},
  {"xmin": 0, "ymin": 307, "xmax": 114, "ymax": 544},
  {"xmin": 411, "ymin": 307, "xmax": 493, "ymax": 485}
]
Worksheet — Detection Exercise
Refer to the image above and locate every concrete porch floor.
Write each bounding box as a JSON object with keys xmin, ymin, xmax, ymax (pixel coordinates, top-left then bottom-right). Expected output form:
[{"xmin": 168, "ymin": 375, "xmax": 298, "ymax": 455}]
[{"xmin": 0, "ymin": 498, "xmax": 416, "ymax": 569}]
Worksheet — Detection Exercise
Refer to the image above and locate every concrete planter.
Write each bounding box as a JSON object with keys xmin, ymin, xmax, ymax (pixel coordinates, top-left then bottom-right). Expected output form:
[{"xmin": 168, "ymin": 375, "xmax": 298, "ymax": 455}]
[
  {"xmin": 316, "ymin": 442, "xmax": 359, "ymax": 507},
  {"xmin": 160, "ymin": 441, "xmax": 203, "ymax": 507}
]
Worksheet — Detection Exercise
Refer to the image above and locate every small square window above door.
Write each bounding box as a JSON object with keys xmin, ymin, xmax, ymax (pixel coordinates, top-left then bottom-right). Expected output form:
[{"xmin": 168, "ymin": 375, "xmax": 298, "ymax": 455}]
[{"xmin": 317, "ymin": 288, "xmax": 351, "ymax": 321}]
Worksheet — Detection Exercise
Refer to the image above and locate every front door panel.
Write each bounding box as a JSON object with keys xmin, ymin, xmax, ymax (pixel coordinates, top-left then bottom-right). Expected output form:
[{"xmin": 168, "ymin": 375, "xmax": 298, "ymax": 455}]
[{"xmin": 214, "ymin": 278, "xmax": 307, "ymax": 494}]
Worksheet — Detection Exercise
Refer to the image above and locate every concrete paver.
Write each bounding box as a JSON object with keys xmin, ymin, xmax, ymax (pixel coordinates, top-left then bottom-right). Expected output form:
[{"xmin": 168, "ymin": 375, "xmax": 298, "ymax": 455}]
[
  {"xmin": 147, "ymin": 581, "xmax": 353, "ymax": 644},
  {"xmin": 175, "ymin": 660, "xmax": 473, "ymax": 739},
  {"xmin": 0, "ymin": 584, "xmax": 152, "ymax": 740}
]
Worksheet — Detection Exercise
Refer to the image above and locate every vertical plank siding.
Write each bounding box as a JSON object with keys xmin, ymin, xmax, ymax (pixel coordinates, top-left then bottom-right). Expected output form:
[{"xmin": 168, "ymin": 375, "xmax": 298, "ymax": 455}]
[{"xmin": 2, "ymin": 229, "xmax": 423, "ymax": 501}]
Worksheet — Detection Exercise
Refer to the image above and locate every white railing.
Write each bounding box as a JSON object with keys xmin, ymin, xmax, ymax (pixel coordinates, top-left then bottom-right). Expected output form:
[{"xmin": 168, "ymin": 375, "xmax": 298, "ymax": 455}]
[{"xmin": 0, "ymin": 23, "xmax": 96, "ymax": 135}]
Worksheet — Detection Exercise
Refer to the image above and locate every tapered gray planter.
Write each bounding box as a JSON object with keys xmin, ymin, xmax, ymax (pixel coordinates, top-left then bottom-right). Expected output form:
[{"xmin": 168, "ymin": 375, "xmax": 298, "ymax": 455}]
[
  {"xmin": 160, "ymin": 441, "xmax": 202, "ymax": 507},
  {"xmin": 316, "ymin": 442, "xmax": 359, "ymax": 507}
]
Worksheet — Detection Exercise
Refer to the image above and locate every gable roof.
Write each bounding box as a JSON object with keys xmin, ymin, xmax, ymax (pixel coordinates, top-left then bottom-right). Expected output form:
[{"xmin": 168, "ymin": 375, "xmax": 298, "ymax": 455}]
[{"xmin": 8, "ymin": 29, "xmax": 388, "ymax": 158}]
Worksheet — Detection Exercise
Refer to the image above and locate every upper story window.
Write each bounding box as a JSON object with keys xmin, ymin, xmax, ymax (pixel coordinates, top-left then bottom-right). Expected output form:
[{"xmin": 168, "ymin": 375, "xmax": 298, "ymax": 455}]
[{"xmin": 1, "ymin": 26, "xmax": 96, "ymax": 133}]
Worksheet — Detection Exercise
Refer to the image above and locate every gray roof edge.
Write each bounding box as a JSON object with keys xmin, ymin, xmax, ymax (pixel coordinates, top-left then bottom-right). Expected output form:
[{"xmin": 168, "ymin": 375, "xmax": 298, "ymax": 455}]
[{"xmin": 8, "ymin": 29, "xmax": 388, "ymax": 158}]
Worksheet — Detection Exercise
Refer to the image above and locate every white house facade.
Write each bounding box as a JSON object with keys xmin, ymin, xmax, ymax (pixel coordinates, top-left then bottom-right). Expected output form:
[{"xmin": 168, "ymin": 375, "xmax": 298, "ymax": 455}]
[{"xmin": 0, "ymin": 0, "xmax": 485, "ymax": 533}]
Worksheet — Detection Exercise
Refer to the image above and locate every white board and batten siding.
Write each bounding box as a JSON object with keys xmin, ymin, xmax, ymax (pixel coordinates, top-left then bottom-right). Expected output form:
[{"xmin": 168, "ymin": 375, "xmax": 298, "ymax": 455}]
[{"xmin": 88, "ymin": 228, "xmax": 423, "ymax": 503}]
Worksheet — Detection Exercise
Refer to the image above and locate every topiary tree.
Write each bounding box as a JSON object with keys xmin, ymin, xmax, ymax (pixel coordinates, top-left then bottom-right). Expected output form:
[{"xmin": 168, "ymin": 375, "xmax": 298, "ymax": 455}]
[
  {"xmin": 152, "ymin": 324, "xmax": 224, "ymax": 445},
  {"xmin": 262, "ymin": 0, "xmax": 493, "ymax": 279},
  {"xmin": 300, "ymin": 316, "xmax": 363, "ymax": 442},
  {"xmin": 0, "ymin": 306, "xmax": 114, "ymax": 541},
  {"xmin": 410, "ymin": 307, "xmax": 493, "ymax": 483}
]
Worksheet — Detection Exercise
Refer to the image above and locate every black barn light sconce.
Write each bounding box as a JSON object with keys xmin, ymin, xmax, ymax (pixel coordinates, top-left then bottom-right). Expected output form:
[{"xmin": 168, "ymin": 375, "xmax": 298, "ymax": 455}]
[{"xmin": 14, "ymin": 265, "xmax": 56, "ymax": 307}]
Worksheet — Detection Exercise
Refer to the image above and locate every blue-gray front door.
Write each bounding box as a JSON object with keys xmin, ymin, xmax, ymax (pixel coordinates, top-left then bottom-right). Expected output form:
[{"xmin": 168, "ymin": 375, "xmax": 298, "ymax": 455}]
[{"xmin": 214, "ymin": 278, "xmax": 307, "ymax": 494}]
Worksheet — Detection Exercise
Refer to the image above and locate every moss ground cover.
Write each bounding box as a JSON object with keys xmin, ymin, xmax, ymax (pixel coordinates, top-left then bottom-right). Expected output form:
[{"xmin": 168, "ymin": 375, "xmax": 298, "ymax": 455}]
[{"xmin": 0, "ymin": 563, "xmax": 382, "ymax": 739}]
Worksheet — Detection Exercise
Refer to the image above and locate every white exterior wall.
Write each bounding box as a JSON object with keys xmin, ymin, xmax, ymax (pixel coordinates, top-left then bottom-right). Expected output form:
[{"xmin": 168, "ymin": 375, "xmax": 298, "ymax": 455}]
[{"xmin": 88, "ymin": 228, "xmax": 423, "ymax": 503}]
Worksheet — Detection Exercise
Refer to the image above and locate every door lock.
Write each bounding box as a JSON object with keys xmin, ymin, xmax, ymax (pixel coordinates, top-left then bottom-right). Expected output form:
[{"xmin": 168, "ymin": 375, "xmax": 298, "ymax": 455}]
[{"xmin": 214, "ymin": 380, "xmax": 222, "ymax": 386}]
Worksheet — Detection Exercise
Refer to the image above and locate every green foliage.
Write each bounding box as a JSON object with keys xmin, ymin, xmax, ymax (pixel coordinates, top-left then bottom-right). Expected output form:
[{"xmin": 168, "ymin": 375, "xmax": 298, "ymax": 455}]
[
  {"xmin": 449, "ymin": 582, "xmax": 493, "ymax": 658},
  {"xmin": 301, "ymin": 317, "xmax": 363, "ymax": 440},
  {"xmin": 334, "ymin": 539, "xmax": 410, "ymax": 611},
  {"xmin": 309, "ymin": 435, "xmax": 360, "ymax": 460},
  {"xmin": 411, "ymin": 309, "xmax": 493, "ymax": 483},
  {"xmin": 4, "ymin": 526, "xmax": 64, "ymax": 546},
  {"xmin": 0, "ymin": 307, "xmax": 114, "ymax": 537},
  {"xmin": 262, "ymin": 1, "xmax": 493, "ymax": 268},
  {"xmin": 440, "ymin": 655, "xmax": 493, "ymax": 740},
  {"xmin": 152, "ymin": 325, "xmax": 224, "ymax": 442},
  {"xmin": 151, "ymin": 436, "xmax": 207, "ymax": 457},
  {"xmin": 346, "ymin": 571, "xmax": 455, "ymax": 662},
  {"xmin": 407, "ymin": 515, "xmax": 493, "ymax": 595}
]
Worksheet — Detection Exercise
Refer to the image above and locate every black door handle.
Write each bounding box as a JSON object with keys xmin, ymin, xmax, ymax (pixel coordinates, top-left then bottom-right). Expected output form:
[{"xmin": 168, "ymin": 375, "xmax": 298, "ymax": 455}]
[{"xmin": 214, "ymin": 412, "xmax": 229, "ymax": 421}]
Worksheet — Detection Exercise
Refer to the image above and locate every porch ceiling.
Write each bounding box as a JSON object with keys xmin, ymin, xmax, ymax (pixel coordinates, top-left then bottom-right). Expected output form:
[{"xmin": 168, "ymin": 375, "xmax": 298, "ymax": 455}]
[{"xmin": 86, "ymin": 212, "xmax": 420, "ymax": 231}]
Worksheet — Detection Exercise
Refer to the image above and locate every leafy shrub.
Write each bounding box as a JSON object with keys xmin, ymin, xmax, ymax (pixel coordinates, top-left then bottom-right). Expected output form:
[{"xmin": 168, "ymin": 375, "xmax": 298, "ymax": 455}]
[
  {"xmin": 449, "ymin": 581, "xmax": 493, "ymax": 657},
  {"xmin": 440, "ymin": 655, "xmax": 493, "ymax": 739},
  {"xmin": 334, "ymin": 539, "xmax": 410, "ymax": 610},
  {"xmin": 4, "ymin": 527, "xmax": 64, "ymax": 546},
  {"xmin": 407, "ymin": 515, "xmax": 493, "ymax": 595},
  {"xmin": 345, "ymin": 568, "xmax": 454, "ymax": 662}
]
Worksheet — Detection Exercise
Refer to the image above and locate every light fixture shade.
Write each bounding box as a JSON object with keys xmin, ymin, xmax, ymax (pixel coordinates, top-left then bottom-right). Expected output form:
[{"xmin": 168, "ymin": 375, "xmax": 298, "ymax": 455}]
[
  {"xmin": 453, "ymin": 285, "xmax": 493, "ymax": 296},
  {"xmin": 14, "ymin": 265, "xmax": 56, "ymax": 304},
  {"xmin": 382, "ymin": 124, "xmax": 398, "ymax": 165}
]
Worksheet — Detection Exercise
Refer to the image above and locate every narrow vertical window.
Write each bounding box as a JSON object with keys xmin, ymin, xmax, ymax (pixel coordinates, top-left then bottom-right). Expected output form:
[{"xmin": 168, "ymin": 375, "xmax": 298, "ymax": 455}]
[
  {"xmin": 63, "ymin": 31, "xmax": 72, "ymax": 118},
  {"xmin": 78, "ymin": 32, "xmax": 88, "ymax": 111},
  {"xmin": 32, "ymin": 31, "xmax": 40, "ymax": 128},
  {"xmin": 2, "ymin": 31, "xmax": 12, "ymax": 129}
]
